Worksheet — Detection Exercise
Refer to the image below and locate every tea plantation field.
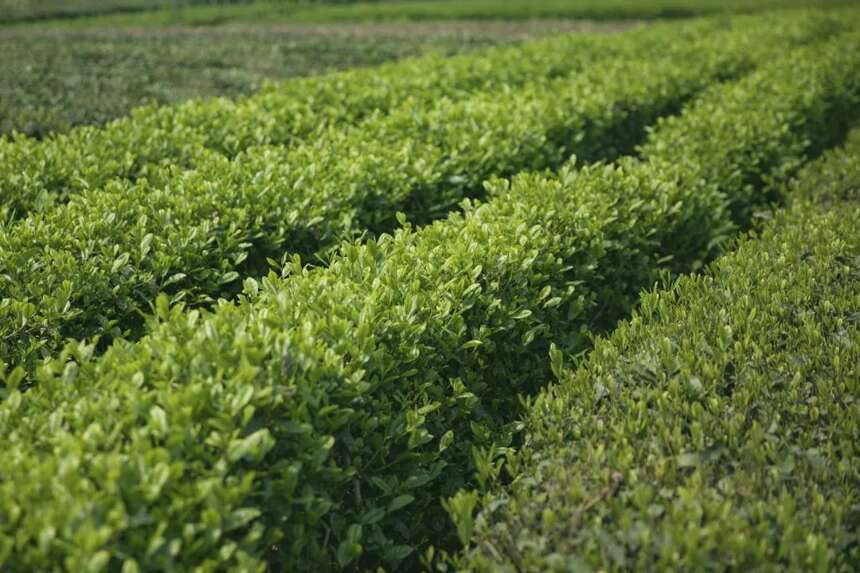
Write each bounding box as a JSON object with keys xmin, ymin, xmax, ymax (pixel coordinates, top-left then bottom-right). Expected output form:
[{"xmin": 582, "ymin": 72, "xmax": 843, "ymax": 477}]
[
  {"xmin": 3, "ymin": 20, "xmax": 612, "ymax": 138},
  {"xmin": 0, "ymin": 2, "xmax": 858, "ymax": 571}
]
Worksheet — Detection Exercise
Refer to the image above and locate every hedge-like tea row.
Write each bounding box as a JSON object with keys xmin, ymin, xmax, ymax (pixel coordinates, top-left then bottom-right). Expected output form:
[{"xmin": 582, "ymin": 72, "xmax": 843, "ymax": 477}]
[
  {"xmin": 2, "ymin": 34, "xmax": 858, "ymax": 572},
  {"xmin": 456, "ymin": 130, "xmax": 860, "ymax": 572},
  {"xmin": 0, "ymin": 17, "xmax": 793, "ymax": 379},
  {"xmin": 0, "ymin": 20, "xmax": 659, "ymax": 221},
  {"xmin": 0, "ymin": 12, "xmax": 846, "ymax": 222}
]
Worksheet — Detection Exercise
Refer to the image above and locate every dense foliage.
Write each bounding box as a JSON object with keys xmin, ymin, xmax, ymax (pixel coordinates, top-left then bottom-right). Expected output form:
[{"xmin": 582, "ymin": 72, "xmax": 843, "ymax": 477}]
[
  {"xmin": 1, "ymin": 12, "xmax": 858, "ymax": 571},
  {"xmin": 0, "ymin": 26, "xmax": 633, "ymax": 219},
  {"xmin": 3, "ymin": 12, "xmax": 825, "ymax": 383},
  {"xmin": 455, "ymin": 127, "xmax": 860, "ymax": 572}
]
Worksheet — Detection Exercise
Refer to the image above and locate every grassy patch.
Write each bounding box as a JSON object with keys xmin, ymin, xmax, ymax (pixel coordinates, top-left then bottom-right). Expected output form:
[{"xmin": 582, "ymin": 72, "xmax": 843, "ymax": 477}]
[
  {"xmin": 10, "ymin": 0, "xmax": 860, "ymax": 28},
  {"xmin": 0, "ymin": 20, "xmax": 625, "ymax": 137}
]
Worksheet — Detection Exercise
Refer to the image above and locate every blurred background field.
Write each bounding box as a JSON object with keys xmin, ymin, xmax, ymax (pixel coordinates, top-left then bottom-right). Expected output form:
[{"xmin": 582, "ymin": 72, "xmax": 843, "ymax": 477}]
[
  {"xmin": 4, "ymin": 0, "xmax": 859, "ymax": 25},
  {"xmin": 2, "ymin": 20, "xmax": 622, "ymax": 137},
  {"xmin": 2, "ymin": 0, "xmax": 858, "ymax": 138}
]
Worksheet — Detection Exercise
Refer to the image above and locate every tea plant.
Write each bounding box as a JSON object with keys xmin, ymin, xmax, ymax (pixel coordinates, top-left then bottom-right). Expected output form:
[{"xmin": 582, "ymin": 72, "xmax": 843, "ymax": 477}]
[
  {"xmin": 456, "ymin": 128, "xmax": 860, "ymax": 572},
  {"xmin": 1, "ymin": 29, "xmax": 858, "ymax": 571}
]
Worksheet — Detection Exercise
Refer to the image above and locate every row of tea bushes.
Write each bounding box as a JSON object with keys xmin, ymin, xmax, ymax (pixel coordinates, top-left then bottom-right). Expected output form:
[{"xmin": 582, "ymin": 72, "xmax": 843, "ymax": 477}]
[
  {"xmin": 1, "ymin": 34, "xmax": 858, "ymax": 571},
  {"xmin": 0, "ymin": 18, "xmax": 663, "ymax": 220},
  {"xmin": 0, "ymin": 17, "xmax": 795, "ymax": 380},
  {"xmin": 455, "ymin": 127, "xmax": 860, "ymax": 572},
  {"xmin": 0, "ymin": 12, "xmax": 845, "ymax": 221}
]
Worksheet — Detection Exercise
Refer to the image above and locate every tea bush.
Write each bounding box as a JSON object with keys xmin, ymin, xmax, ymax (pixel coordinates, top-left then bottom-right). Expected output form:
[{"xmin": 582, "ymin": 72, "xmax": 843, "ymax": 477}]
[
  {"xmin": 1, "ymin": 29, "xmax": 858, "ymax": 571},
  {"xmin": 456, "ymin": 127, "xmax": 860, "ymax": 572},
  {"xmin": 0, "ymin": 26, "xmax": 627, "ymax": 219},
  {"xmin": 0, "ymin": 14, "xmax": 807, "ymax": 381}
]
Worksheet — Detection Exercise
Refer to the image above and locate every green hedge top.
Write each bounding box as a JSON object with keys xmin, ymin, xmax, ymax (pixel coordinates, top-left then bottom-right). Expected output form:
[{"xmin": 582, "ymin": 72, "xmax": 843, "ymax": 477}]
[
  {"xmin": 456, "ymin": 128, "xmax": 860, "ymax": 572},
  {"xmin": 1, "ymin": 13, "xmax": 809, "ymax": 383},
  {"xmin": 0, "ymin": 11, "xmax": 846, "ymax": 222},
  {"xmin": 0, "ymin": 21, "xmax": 629, "ymax": 220}
]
